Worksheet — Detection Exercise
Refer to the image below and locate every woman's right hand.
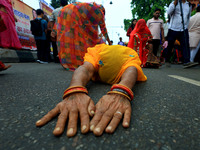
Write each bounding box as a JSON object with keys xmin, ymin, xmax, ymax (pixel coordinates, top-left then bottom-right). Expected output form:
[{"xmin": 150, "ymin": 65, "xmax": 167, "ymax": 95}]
[{"xmin": 36, "ymin": 93, "xmax": 95, "ymax": 137}]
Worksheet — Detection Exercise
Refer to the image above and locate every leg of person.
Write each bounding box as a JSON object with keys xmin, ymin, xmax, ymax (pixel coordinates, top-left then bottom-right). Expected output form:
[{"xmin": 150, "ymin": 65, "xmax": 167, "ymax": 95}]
[
  {"xmin": 52, "ymin": 41, "xmax": 59, "ymax": 63},
  {"xmin": 154, "ymin": 39, "xmax": 161, "ymax": 64},
  {"xmin": 191, "ymin": 41, "xmax": 200, "ymax": 62},
  {"xmin": 165, "ymin": 29, "xmax": 177, "ymax": 66},
  {"xmin": 183, "ymin": 41, "xmax": 200, "ymax": 68},
  {"xmin": 46, "ymin": 39, "xmax": 51, "ymax": 62},
  {"xmin": 35, "ymin": 40, "xmax": 43, "ymax": 62},
  {"xmin": 152, "ymin": 39, "xmax": 160, "ymax": 57},
  {"xmin": 190, "ymin": 48, "xmax": 197, "ymax": 62},
  {"xmin": 41, "ymin": 40, "xmax": 49, "ymax": 63},
  {"xmin": 178, "ymin": 30, "xmax": 190, "ymax": 65},
  {"xmin": 194, "ymin": 44, "xmax": 200, "ymax": 63}
]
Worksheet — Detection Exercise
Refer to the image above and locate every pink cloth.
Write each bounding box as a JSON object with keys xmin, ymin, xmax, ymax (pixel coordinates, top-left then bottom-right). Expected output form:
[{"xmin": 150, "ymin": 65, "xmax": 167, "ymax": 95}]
[
  {"xmin": 162, "ymin": 41, "xmax": 168, "ymax": 49},
  {"xmin": 0, "ymin": 0, "xmax": 22, "ymax": 49}
]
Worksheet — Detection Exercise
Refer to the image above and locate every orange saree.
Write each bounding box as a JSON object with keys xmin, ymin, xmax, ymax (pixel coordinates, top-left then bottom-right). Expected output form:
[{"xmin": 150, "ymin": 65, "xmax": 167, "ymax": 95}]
[{"xmin": 54, "ymin": 2, "xmax": 109, "ymax": 71}]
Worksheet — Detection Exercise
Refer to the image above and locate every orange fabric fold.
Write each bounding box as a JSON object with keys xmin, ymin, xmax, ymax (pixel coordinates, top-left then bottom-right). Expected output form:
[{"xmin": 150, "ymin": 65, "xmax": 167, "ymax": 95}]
[{"xmin": 84, "ymin": 44, "xmax": 147, "ymax": 84}]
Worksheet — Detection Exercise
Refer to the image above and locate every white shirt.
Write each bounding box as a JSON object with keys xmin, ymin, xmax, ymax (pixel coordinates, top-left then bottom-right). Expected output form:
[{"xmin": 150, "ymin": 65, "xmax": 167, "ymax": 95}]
[
  {"xmin": 147, "ymin": 18, "xmax": 164, "ymax": 40},
  {"xmin": 167, "ymin": 1, "xmax": 192, "ymax": 31}
]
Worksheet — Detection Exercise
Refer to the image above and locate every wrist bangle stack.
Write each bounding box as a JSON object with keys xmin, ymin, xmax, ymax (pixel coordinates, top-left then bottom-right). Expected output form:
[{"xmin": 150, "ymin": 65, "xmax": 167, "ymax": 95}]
[
  {"xmin": 63, "ymin": 86, "xmax": 88, "ymax": 99},
  {"xmin": 108, "ymin": 84, "xmax": 134, "ymax": 101},
  {"xmin": 107, "ymin": 91, "xmax": 131, "ymax": 101}
]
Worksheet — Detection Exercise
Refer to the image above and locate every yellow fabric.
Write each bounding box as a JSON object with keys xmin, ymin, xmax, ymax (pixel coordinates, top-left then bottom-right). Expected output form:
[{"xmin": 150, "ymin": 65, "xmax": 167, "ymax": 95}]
[{"xmin": 84, "ymin": 44, "xmax": 147, "ymax": 84}]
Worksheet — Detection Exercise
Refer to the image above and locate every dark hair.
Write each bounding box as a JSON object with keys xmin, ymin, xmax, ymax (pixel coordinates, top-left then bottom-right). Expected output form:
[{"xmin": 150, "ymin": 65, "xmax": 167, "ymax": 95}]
[
  {"xmin": 154, "ymin": 8, "xmax": 161, "ymax": 12},
  {"xmin": 129, "ymin": 18, "xmax": 137, "ymax": 30},
  {"xmin": 36, "ymin": 9, "xmax": 44, "ymax": 15},
  {"xmin": 192, "ymin": 3, "xmax": 196, "ymax": 9},
  {"xmin": 60, "ymin": 0, "xmax": 68, "ymax": 6},
  {"xmin": 197, "ymin": 5, "xmax": 200, "ymax": 12}
]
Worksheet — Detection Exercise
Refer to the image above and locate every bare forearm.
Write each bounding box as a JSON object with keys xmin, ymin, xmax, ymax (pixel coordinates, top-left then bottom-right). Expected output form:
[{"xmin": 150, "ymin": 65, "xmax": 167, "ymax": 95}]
[
  {"xmin": 118, "ymin": 66, "xmax": 138, "ymax": 89},
  {"xmin": 69, "ymin": 62, "xmax": 95, "ymax": 87},
  {"xmin": 161, "ymin": 28, "xmax": 164, "ymax": 40}
]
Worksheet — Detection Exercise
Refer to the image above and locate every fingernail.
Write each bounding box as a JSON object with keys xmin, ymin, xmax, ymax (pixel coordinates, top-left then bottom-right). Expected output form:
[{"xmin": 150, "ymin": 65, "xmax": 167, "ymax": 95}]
[
  {"xmin": 91, "ymin": 110, "xmax": 95, "ymax": 115},
  {"xmin": 107, "ymin": 126, "xmax": 112, "ymax": 131},
  {"xmin": 67, "ymin": 128, "xmax": 73, "ymax": 135},
  {"xmin": 82, "ymin": 125, "xmax": 87, "ymax": 131},
  {"xmin": 124, "ymin": 122, "xmax": 129, "ymax": 126},
  {"xmin": 90, "ymin": 125, "xmax": 94, "ymax": 131},
  {"xmin": 36, "ymin": 120, "xmax": 41, "ymax": 124},
  {"xmin": 55, "ymin": 127, "xmax": 60, "ymax": 132},
  {"xmin": 95, "ymin": 127, "xmax": 100, "ymax": 133}
]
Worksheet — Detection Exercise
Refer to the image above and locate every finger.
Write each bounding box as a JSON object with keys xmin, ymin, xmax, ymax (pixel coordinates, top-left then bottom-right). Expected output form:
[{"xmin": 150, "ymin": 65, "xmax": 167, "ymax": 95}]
[
  {"xmin": 66, "ymin": 108, "xmax": 78, "ymax": 137},
  {"xmin": 122, "ymin": 107, "xmax": 131, "ymax": 128},
  {"xmin": 36, "ymin": 106, "xmax": 60, "ymax": 127},
  {"xmin": 93, "ymin": 110, "xmax": 114, "ymax": 136},
  {"xmin": 90, "ymin": 109, "xmax": 105, "ymax": 132},
  {"xmin": 53, "ymin": 109, "xmax": 69, "ymax": 136},
  {"xmin": 105, "ymin": 110, "xmax": 123, "ymax": 134},
  {"xmin": 79, "ymin": 107, "xmax": 90, "ymax": 134},
  {"xmin": 88, "ymin": 99, "xmax": 95, "ymax": 117}
]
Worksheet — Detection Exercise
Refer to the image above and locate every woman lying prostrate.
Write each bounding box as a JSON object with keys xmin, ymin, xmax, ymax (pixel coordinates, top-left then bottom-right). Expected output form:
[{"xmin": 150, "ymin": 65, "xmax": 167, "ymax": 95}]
[{"xmin": 36, "ymin": 44, "xmax": 147, "ymax": 137}]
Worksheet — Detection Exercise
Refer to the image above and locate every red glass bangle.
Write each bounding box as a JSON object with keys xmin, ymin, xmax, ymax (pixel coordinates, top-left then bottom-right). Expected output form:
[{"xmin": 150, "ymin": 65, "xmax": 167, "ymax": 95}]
[
  {"xmin": 111, "ymin": 84, "xmax": 134, "ymax": 100},
  {"xmin": 63, "ymin": 86, "xmax": 88, "ymax": 99},
  {"xmin": 64, "ymin": 86, "xmax": 86, "ymax": 93},
  {"xmin": 107, "ymin": 91, "xmax": 131, "ymax": 101},
  {"xmin": 63, "ymin": 87, "xmax": 88, "ymax": 95}
]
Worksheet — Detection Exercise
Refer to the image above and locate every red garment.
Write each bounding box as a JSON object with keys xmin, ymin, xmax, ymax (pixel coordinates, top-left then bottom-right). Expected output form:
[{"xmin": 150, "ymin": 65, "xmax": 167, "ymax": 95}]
[
  {"xmin": 0, "ymin": 0, "xmax": 22, "ymax": 49},
  {"xmin": 0, "ymin": 61, "xmax": 5, "ymax": 69},
  {"xmin": 126, "ymin": 27, "xmax": 133, "ymax": 37},
  {"xmin": 128, "ymin": 19, "xmax": 152, "ymax": 67}
]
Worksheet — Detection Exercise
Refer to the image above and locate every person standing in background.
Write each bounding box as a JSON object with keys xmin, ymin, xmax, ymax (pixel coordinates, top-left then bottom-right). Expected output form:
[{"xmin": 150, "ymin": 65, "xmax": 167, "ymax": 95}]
[
  {"xmin": 166, "ymin": 0, "xmax": 192, "ymax": 67},
  {"xmin": 118, "ymin": 37, "xmax": 126, "ymax": 46},
  {"xmin": 33, "ymin": 9, "xmax": 49, "ymax": 64},
  {"xmin": 128, "ymin": 19, "xmax": 160, "ymax": 68},
  {"xmin": 147, "ymin": 8, "xmax": 164, "ymax": 58},
  {"xmin": 0, "ymin": 0, "xmax": 22, "ymax": 49},
  {"xmin": 49, "ymin": 0, "xmax": 68, "ymax": 63},
  {"xmin": 126, "ymin": 19, "xmax": 137, "ymax": 38},
  {"xmin": 186, "ymin": 5, "xmax": 200, "ymax": 68},
  {"xmin": 43, "ymin": 14, "xmax": 53, "ymax": 62}
]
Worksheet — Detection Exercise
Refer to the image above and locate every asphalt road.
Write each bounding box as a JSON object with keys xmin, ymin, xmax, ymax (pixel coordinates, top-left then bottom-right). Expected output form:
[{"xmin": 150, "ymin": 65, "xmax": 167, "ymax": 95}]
[{"xmin": 0, "ymin": 63, "xmax": 200, "ymax": 150}]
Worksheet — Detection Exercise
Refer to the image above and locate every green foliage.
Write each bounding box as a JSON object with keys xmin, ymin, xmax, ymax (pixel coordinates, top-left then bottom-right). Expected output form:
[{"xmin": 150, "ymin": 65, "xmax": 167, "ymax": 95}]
[
  {"xmin": 124, "ymin": 0, "xmax": 172, "ymax": 31},
  {"xmin": 191, "ymin": 10, "xmax": 196, "ymax": 16}
]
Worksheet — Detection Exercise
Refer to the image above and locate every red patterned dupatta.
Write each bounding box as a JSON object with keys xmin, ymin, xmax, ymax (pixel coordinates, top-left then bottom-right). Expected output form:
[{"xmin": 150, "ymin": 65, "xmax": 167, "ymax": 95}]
[{"xmin": 128, "ymin": 19, "xmax": 152, "ymax": 67}]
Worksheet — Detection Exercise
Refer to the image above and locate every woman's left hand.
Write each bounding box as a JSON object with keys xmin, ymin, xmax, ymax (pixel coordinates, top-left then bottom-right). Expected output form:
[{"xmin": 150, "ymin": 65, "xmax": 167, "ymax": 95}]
[{"xmin": 90, "ymin": 93, "xmax": 131, "ymax": 136}]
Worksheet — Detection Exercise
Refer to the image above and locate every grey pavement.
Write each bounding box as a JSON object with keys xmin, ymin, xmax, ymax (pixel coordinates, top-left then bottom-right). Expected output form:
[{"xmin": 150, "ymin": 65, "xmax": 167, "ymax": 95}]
[{"xmin": 0, "ymin": 62, "xmax": 200, "ymax": 150}]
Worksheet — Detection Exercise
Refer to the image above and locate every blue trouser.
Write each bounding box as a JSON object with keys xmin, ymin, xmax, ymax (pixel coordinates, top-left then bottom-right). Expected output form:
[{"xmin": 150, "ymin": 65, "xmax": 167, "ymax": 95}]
[{"xmin": 166, "ymin": 29, "xmax": 190, "ymax": 63}]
